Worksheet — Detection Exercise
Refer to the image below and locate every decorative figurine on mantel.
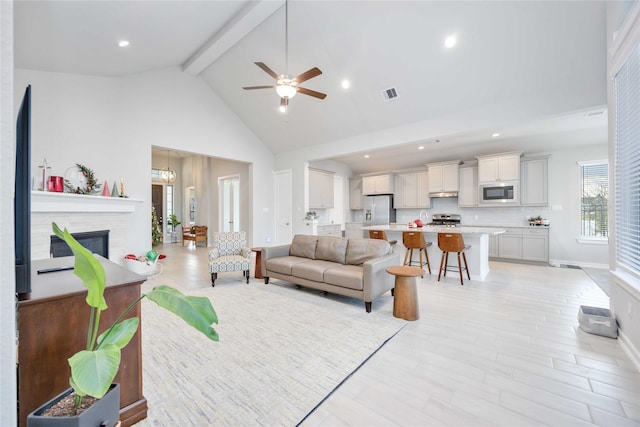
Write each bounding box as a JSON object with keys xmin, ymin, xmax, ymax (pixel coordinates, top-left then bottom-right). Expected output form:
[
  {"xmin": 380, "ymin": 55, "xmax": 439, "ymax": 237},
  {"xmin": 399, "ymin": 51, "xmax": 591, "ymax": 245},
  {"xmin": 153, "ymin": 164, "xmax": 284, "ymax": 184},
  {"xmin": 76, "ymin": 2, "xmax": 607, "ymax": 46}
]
[
  {"xmin": 38, "ymin": 158, "xmax": 51, "ymax": 191},
  {"xmin": 101, "ymin": 180, "xmax": 110, "ymax": 197},
  {"xmin": 111, "ymin": 180, "xmax": 119, "ymax": 197},
  {"xmin": 119, "ymin": 178, "xmax": 128, "ymax": 198}
]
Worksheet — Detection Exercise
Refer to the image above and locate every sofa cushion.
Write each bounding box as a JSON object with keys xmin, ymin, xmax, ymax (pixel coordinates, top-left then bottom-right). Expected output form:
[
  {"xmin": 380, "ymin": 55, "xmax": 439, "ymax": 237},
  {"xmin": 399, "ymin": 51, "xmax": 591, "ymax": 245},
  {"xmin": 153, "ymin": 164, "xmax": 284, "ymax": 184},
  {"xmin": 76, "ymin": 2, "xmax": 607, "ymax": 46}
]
[
  {"xmin": 266, "ymin": 256, "xmax": 313, "ymax": 276},
  {"xmin": 315, "ymin": 236, "xmax": 348, "ymax": 264},
  {"xmin": 291, "ymin": 260, "xmax": 341, "ymax": 282},
  {"xmin": 290, "ymin": 235, "xmax": 318, "ymax": 259},
  {"xmin": 324, "ymin": 265, "xmax": 364, "ymax": 291},
  {"xmin": 345, "ymin": 238, "xmax": 391, "ymax": 265}
]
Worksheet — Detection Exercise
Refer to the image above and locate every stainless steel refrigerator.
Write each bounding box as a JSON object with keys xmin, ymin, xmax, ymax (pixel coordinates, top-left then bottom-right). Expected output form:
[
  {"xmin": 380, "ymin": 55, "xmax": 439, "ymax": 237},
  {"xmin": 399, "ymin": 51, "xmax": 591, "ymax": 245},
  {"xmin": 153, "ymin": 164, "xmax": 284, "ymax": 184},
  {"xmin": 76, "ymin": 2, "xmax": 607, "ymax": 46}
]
[{"xmin": 363, "ymin": 195, "xmax": 396, "ymax": 226}]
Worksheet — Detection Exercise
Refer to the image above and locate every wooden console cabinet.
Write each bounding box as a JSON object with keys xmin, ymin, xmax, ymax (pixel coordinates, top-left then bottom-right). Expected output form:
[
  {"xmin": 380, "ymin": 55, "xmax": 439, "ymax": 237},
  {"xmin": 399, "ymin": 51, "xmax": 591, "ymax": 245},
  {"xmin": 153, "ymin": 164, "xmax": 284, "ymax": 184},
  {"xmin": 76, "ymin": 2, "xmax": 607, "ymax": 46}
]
[{"xmin": 17, "ymin": 257, "xmax": 148, "ymax": 427}]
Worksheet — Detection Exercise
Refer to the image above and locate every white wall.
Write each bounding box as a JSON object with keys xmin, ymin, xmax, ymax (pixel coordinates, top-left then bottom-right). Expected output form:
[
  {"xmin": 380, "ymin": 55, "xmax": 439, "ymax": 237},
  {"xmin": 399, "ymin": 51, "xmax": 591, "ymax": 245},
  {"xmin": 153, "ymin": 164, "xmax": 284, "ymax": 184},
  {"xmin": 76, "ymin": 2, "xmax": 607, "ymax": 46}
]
[
  {"xmin": 0, "ymin": 2, "xmax": 16, "ymax": 425},
  {"xmin": 14, "ymin": 67, "xmax": 276, "ymax": 254}
]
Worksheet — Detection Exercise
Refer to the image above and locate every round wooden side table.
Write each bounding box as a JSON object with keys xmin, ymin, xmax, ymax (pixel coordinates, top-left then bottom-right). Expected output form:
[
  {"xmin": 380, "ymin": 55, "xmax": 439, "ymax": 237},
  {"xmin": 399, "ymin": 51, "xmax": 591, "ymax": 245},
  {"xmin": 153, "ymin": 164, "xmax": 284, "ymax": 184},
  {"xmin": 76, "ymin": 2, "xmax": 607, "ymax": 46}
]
[
  {"xmin": 386, "ymin": 265, "xmax": 424, "ymax": 321},
  {"xmin": 251, "ymin": 247, "xmax": 264, "ymax": 279}
]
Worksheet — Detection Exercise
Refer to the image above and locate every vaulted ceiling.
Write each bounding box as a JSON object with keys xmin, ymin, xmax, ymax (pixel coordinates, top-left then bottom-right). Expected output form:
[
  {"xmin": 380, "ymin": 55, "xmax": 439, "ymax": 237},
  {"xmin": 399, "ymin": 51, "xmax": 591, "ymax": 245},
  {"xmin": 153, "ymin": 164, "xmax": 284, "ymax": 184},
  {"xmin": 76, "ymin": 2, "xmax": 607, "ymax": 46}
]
[{"xmin": 14, "ymin": 1, "xmax": 608, "ymax": 173}]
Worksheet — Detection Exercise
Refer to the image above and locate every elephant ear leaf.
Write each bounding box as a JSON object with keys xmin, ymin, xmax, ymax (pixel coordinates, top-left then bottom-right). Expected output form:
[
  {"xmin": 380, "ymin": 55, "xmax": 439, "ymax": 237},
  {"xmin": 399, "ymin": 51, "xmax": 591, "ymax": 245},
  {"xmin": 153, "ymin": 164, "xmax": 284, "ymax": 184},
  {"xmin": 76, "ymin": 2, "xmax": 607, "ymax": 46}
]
[
  {"xmin": 68, "ymin": 344, "xmax": 120, "ymax": 399},
  {"xmin": 52, "ymin": 222, "xmax": 107, "ymax": 310},
  {"xmin": 146, "ymin": 285, "xmax": 219, "ymax": 341}
]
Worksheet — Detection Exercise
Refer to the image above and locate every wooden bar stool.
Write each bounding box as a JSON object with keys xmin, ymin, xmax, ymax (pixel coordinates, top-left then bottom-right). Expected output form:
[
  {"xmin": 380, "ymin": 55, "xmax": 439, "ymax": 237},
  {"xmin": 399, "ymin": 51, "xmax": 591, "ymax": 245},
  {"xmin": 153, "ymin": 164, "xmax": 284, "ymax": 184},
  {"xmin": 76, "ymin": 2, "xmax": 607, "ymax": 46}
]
[
  {"xmin": 369, "ymin": 229, "xmax": 397, "ymax": 246},
  {"xmin": 437, "ymin": 232, "xmax": 471, "ymax": 285},
  {"xmin": 402, "ymin": 231, "xmax": 432, "ymax": 276}
]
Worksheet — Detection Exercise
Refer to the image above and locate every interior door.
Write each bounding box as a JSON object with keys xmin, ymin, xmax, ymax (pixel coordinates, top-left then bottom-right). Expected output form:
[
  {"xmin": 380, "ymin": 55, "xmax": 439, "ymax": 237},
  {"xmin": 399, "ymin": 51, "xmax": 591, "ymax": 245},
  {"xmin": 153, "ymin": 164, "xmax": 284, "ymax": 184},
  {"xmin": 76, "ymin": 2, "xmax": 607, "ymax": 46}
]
[
  {"xmin": 220, "ymin": 175, "xmax": 240, "ymax": 232},
  {"xmin": 152, "ymin": 184, "xmax": 164, "ymax": 231},
  {"xmin": 275, "ymin": 170, "xmax": 292, "ymax": 245}
]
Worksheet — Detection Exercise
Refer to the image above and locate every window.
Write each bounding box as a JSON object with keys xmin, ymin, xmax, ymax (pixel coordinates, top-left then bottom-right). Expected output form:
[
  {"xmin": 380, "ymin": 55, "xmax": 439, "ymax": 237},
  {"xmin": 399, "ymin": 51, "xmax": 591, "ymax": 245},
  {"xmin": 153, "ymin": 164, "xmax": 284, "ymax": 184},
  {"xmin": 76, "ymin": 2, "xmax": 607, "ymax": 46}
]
[
  {"xmin": 614, "ymin": 42, "xmax": 640, "ymax": 276},
  {"xmin": 166, "ymin": 185, "xmax": 174, "ymax": 232},
  {"xmin": 579, "ymin": 161, "xmax": 608, "ymax": 239}
]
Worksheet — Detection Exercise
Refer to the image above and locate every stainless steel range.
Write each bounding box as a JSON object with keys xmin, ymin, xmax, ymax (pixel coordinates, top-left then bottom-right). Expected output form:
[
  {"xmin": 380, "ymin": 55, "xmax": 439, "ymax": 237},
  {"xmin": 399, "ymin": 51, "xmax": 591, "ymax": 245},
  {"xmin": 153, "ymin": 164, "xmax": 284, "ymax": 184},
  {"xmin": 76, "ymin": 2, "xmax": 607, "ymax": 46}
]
[{"xmin": 428, "ymin": 213, "xmax": 461, "ymax": 227}]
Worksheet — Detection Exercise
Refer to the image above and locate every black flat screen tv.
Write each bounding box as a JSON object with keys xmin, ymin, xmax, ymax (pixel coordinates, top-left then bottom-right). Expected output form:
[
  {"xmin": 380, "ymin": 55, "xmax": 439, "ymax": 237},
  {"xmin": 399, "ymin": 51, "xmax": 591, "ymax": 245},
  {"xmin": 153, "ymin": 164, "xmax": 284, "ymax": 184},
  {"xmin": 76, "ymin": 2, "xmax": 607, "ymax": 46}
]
[{"xmin": 15, "ymin": 85, "xmax": 31, "ymax": 299}]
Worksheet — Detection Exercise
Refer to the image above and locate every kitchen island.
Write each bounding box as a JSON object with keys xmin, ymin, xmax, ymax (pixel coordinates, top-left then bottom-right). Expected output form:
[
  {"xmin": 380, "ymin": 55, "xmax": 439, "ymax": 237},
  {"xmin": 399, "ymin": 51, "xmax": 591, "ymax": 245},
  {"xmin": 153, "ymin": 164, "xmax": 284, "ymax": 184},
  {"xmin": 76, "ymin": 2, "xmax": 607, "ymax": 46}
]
[{"xmin": 363, "ymin": 224, "xmax": 505, "ymax": 281}]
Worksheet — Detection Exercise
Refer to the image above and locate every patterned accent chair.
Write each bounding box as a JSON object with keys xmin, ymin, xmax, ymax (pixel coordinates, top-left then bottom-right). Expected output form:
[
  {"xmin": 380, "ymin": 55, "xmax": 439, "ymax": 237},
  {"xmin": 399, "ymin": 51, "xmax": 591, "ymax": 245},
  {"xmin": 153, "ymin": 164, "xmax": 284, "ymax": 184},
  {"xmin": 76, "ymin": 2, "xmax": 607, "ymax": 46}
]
[{"xmin": 208, "ymin": 231, "xmax": 251, "ymax": 287}]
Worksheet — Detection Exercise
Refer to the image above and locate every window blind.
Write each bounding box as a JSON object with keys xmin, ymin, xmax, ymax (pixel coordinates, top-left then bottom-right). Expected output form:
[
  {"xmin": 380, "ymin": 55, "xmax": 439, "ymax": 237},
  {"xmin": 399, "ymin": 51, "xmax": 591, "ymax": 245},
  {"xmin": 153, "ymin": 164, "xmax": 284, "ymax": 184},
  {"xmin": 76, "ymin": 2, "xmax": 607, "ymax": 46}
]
[{"xmin": 614, "ymin": 43, "xmax": 640, "ymax": 275}]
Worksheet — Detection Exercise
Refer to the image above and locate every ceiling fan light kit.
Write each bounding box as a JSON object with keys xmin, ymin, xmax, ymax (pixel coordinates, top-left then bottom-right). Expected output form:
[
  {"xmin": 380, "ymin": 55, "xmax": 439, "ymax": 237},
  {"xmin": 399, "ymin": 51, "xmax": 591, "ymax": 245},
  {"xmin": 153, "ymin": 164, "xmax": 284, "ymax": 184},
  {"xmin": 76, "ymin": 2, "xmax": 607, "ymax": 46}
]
[{"xmin": 242, "ymin": 0, "xmax": 326, "ymax": 110}]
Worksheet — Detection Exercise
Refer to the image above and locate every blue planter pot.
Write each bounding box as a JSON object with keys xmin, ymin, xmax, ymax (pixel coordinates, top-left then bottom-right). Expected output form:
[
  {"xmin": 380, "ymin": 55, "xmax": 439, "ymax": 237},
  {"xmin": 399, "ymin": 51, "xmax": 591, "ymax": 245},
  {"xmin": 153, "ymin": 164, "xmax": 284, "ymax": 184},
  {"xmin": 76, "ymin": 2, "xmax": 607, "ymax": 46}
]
[{"xmin": 27, "ymin": 383, "xmax": 120, "ymax": 427}]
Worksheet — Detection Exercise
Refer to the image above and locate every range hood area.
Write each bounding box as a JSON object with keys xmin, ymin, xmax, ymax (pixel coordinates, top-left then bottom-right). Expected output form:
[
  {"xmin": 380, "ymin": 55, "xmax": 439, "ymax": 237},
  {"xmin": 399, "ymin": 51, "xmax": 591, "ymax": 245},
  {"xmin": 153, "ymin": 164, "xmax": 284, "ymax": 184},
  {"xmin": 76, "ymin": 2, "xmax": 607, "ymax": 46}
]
[{"xmin": 429, "ymin": 191, "xmax": 458, "ymax": 198}]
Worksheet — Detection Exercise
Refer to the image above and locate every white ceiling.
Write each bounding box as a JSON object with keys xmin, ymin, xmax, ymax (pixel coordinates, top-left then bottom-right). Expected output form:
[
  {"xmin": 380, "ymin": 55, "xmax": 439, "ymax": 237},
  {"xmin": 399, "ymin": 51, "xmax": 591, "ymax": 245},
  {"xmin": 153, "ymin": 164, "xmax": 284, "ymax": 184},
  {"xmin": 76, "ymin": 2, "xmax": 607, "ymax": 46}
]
[{"xmin": 14, "ymin": 1, "xmax": 609, "ymax": 174}]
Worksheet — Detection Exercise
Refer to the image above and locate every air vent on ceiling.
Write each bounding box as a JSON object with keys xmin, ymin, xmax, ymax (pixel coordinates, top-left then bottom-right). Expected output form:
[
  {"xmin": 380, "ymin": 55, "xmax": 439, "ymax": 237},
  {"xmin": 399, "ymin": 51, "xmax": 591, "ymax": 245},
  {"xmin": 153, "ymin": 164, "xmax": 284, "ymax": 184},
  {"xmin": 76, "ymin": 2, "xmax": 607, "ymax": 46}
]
[
  {"xmin": 584, "ymin": 110, "xmax": 605, "ymax": 118},
  {"xmin": 381, "ymin": 87, "xmax": 399, "ymax": 102}
]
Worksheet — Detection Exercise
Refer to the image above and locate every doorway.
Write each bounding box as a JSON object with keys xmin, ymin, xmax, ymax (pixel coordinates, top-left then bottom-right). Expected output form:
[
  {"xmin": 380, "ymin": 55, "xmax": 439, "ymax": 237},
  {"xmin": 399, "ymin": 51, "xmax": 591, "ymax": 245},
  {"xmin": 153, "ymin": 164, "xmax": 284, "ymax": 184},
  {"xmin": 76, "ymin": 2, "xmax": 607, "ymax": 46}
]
[
  {"xmin": 219, "ymin": 175, "xmax": 240, "ymax": 232},
  {"xmin": 152, "ymin": 184, "xmax": 164, "ymax": 230},
  {"xmin": 274, "ymin": 169, "xmax": 292, "ymax": 245}
]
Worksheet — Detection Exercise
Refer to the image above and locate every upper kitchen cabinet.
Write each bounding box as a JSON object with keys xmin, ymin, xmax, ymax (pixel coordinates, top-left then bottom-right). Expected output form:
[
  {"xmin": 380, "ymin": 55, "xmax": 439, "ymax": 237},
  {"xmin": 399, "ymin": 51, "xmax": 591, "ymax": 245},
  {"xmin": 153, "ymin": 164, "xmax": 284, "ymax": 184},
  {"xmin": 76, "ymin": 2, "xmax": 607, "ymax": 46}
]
[
  {"xmin": 477, "ymin": 152, "xmax": 522, "ymax": 183},
  {"xmin": 362, "ymin": 173, "xmax": 394, "ymax": 195},
  {"xmin": 349, "ymin": 178, "xmax": 363, "ymax": 210},
  {"xmin": 521, "ymin": 155, "xmax": 549, "ymax": 206},
  {"xmin": 458, "ymin": 163, "xmax": 478, "ymax": 207},
  {"xmin": 309, "ymin": 168, "xmax": 335, "ymax": 209},
  {"xmin": 427, "ymin": 161, "xmax": 460, "ymax": 195},
  {"xmin": 394, "ymin": 170, "xmax": 430, "ymax": 208}
]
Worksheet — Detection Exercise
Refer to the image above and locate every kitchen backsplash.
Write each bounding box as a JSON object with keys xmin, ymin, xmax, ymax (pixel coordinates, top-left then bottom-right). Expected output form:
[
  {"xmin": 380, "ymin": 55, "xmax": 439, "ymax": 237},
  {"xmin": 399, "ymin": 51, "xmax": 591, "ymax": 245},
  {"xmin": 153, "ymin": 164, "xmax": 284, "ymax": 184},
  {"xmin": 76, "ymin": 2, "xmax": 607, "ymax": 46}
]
[{"xmin": 353, "ymin": 198, "xmax": 551, "ymax": 227}]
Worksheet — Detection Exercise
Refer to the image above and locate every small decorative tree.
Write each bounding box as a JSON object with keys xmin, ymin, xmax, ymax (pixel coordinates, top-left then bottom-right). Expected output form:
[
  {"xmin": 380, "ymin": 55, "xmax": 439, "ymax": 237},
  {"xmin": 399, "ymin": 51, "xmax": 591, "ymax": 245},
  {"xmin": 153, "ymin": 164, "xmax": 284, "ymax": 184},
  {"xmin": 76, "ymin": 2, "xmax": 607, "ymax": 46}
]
[{"xmin": 151, "ymin": 207, "xmax": 163, "ymax": 246}]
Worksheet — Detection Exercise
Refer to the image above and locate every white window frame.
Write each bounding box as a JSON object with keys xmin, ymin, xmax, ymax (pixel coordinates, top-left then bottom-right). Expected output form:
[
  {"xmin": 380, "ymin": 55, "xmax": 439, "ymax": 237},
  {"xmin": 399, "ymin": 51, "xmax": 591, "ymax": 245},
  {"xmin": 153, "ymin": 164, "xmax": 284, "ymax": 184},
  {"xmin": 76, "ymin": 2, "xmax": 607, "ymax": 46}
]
[{"xmin": 577, "ymin": 160, "xmax": 609, "ymax": 244}]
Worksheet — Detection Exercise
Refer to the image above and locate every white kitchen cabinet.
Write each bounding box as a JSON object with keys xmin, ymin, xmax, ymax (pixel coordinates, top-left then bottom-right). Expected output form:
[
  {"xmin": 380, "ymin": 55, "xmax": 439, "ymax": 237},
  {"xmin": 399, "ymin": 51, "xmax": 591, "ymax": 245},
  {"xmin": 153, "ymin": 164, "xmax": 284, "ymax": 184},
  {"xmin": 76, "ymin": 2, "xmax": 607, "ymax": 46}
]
[
  {"xmin": 522, "ymin": 228, "xmax": 549, "ymax": 261},
  {"xmin": 345, "ymin": 222, "xmax": 364, "ymax": 239},
  {"xmin": 521, "ymin": 156, "xmax": 549, "ymax": 206},
  {"xmin": 458, "ymin": 165, "xmax": 478, "ymax": 207},
  {"xmin": 427, "ymin": 161, "xmax": 460, "ymax": 193},
  {"xmin": 477, "ymin": 152, "xmax": 522, "ymax": 183},
  {"xmin": 488, "ymin": 234, "xmax": 498, "ymax": 257},
  {"xmin": 362, "ymin": 174, "xmax": 394, "ymax": 195},
  {"xmin": 394, "ymin": 171, "xmax": 430, "ymax": 208},
  {"xmin": 317, "ymin": 224, "xmax": 342, "ymax": 237},
  {"xmin": 349, "ymin": 178, "xmax": 363, "ymax": 210},
  {"xmin": 498, "ymin": 228, "xmax": 523, "ymax": 259},
  {"xmin": 309, "ymin": 168, "xmax": 334, "ymax": 209}
]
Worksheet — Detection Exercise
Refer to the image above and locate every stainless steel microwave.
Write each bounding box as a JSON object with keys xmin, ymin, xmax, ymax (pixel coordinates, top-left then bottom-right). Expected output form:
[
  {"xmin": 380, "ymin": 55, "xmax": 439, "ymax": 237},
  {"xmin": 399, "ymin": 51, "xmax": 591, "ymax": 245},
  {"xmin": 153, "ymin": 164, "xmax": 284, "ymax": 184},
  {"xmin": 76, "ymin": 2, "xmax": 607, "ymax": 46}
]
[{"xmin": 479, "ymin": 182, "xmax": 519, "ymax": 204}]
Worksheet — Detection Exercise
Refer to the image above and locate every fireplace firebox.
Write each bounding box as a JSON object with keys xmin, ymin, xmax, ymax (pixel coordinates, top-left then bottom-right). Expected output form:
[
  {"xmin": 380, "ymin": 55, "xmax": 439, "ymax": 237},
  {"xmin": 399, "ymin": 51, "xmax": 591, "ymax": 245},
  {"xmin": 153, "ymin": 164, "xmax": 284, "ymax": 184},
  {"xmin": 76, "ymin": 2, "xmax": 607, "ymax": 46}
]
[{"xmin": 50, "ymin": 229, "xmax": 110, "ymax": 259}]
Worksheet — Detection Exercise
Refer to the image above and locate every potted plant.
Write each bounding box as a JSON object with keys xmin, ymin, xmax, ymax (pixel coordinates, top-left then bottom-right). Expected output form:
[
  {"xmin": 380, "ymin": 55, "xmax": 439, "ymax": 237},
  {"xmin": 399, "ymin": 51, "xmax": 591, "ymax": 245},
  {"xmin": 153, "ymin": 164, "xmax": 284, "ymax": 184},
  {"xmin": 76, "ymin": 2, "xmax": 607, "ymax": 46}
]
[
  {"xmin": 168, "ymin": 214, "xmax": 181, "ymax": 243},
  {"xmin": 534, "ymin": 215, "xmax": 543, "ymax": 225},
  {"xmin": 27, "ymin": 222, "xmax": 218, "ymax": 426}
]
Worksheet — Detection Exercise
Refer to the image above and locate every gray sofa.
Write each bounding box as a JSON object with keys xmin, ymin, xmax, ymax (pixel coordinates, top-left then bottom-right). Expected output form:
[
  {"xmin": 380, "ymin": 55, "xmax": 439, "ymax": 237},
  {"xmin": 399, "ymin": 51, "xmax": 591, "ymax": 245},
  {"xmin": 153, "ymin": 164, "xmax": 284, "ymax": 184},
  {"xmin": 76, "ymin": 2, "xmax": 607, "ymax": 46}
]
[{"xmin": 261, "ymin": 235, "xmax": 401, "ymax": 312}]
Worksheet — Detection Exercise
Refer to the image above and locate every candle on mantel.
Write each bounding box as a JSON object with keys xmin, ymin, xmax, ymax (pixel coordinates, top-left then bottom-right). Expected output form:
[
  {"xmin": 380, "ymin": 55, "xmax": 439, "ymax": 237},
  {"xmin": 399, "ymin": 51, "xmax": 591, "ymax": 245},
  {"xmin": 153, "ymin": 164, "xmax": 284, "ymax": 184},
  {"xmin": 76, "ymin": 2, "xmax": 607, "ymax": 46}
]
[{"xmin": 38, "ymin": 158, "xmax": 51, "ymax": 191}]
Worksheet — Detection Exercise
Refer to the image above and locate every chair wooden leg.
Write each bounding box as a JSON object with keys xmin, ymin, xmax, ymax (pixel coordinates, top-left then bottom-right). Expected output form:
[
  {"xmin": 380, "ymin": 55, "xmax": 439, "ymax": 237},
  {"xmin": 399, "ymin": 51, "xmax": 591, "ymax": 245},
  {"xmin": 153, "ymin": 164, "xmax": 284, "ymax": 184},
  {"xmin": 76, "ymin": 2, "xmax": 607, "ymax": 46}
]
[
  {"xmin": 463, "ymin": 252, "xmax": 470, "ymax": 280},
  {"xmin": 457, "ymin": 253, "xmax": 464, "ymax": 285},
  {"xmin": 418, "ymin": 250, "xmax": 424, "ymax": 278},
  {"xmin": 438, "ymin": 252, "xmax": 445, "ymax": 281},
  {"xmin": 422, "ymin": 248, "xmax": 431, "ymax": 275},
  {"xmin": 403, "ymin": 249, "xmax": 410, "ymax": 266},
  {"xmin": 245, "ymin": 270, "xmax": 250, "ymax": 284},
  {"xmin": 211, "ymin": 272, "xmax": 217, "ymax": 287},
  {"xmin": 444, "ymin": 252, "xmax": 449, "ymax": 276}
]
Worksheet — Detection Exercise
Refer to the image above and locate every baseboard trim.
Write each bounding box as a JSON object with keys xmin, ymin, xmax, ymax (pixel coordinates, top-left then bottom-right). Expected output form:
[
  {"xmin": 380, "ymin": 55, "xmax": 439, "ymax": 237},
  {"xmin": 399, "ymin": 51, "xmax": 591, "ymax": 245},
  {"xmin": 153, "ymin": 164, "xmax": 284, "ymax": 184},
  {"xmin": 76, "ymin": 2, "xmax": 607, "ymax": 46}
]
[{"xmin": 619, "ymin": 329, "xmax": 640, "ymax": 373}]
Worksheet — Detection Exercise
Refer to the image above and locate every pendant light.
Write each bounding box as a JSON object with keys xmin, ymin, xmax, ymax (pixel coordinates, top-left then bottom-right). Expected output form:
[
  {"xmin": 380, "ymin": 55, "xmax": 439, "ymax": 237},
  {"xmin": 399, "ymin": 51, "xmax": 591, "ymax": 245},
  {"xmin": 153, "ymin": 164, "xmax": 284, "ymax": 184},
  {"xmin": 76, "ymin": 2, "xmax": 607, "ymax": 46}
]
[{"xmin": 161, "ymin": 150, "xmax": 176, "ymax": 183}]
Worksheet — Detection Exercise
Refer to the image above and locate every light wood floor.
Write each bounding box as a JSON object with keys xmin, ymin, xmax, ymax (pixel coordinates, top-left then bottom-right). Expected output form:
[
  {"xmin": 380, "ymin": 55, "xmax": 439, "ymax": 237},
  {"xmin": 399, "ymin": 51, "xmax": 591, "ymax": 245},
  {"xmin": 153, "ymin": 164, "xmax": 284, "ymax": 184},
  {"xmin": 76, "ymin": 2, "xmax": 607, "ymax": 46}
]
[{"xmin": 159, "ymin": 243, "xmax": 640, "ymax": 426}]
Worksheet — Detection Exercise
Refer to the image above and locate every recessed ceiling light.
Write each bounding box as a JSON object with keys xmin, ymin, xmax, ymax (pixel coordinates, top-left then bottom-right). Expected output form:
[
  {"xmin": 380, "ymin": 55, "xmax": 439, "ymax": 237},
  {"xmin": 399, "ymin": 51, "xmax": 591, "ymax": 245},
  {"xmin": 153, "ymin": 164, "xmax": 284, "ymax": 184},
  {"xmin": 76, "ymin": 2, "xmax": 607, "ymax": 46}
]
[
  {"xmin": 118, "ymin": 40, "xmax": 130, "ymax": 48},
  {"xmin": 341, "ymin": 79, "xmax": 351, "ymax": 89},
  {"xmin": 444, "ymin": 34, "xmax": 457, "ymax": 49},
  {"xmin": 364, "ymin": 154, "xmax": 370, "ymax": 159},
  {"xmin": 418, "ymin": 146, "xmax": 425, "ymax": 150},
  {"xmin": 491, "ymin": 133, "xmax": 500, "ymax": 137}
]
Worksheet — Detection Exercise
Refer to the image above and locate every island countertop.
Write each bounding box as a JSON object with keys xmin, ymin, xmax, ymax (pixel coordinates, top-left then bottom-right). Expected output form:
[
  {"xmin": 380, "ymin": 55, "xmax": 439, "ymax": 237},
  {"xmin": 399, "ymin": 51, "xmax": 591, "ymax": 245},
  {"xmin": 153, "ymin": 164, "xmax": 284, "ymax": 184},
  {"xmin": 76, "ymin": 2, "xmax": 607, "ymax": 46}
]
[{"xmin": 363, "ymin": 224, "xmax": 506, "ymax": 235}]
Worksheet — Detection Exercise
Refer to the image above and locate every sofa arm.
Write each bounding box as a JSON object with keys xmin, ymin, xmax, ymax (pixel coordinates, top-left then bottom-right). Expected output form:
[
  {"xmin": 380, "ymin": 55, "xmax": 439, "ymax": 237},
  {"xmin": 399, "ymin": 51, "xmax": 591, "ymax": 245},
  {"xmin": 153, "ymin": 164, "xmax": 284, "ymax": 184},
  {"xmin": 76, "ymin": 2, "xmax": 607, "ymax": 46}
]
[
  {"xmin": 208, "ymin": 248, "xmax": 220, "ymax": 260},
  {"xmin": 240, "ymin": 247, "xmax": 251, "ymax": 258},
  {"xmin": 362, "ymin": 253, "xmax": 402, "ymax": 301},
  {"xmin": 260, "ymin": 244, "xmax": 291, "ymax": 277}
]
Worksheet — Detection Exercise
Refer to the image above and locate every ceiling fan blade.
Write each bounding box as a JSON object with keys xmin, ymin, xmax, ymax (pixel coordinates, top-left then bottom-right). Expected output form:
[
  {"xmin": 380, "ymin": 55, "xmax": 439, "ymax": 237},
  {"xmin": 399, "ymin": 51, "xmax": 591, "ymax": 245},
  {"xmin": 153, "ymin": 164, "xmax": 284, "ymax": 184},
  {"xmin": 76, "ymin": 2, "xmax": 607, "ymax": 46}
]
[
  {"xmin": 297, "ymin": 87, "xmax": 327, "ymax": 99},
  {"xmin": 255, "ymin": 62, "xmax": 280, "ymax": 80},
  {"xmin": 243, "ymin": 85, "xmax": 276, "ymax": 90},
  {"xmin": 294, "ymin": 67, "xmax": 322, "ymax": 84}
]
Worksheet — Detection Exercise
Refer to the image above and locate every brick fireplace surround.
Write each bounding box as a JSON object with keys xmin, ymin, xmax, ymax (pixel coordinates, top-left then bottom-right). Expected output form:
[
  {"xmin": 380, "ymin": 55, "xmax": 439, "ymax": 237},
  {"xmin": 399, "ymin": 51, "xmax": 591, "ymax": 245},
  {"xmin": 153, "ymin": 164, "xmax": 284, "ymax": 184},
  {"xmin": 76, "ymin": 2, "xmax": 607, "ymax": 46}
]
[{"xmin": 31, "ymin": 191, "xmax": 143, "ymax": 261}]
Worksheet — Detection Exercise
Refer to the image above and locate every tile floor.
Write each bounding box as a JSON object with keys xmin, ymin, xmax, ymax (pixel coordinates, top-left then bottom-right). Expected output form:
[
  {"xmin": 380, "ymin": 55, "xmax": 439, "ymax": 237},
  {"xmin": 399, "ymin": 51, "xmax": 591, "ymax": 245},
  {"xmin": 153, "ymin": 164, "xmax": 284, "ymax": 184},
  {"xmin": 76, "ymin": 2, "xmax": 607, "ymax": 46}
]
[{"xmin": 156, "ymin": 243, "xmax": 640, "ymax": 426}]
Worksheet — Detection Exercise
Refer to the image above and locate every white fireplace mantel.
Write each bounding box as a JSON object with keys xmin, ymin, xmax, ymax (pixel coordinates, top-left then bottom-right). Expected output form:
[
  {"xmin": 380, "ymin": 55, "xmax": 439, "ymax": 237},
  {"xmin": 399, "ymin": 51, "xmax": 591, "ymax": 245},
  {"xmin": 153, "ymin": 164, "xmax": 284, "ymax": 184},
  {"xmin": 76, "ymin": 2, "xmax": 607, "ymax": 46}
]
[{"xmin": 32, "ymin": 191, "xmax": 143, "ymax": 213}]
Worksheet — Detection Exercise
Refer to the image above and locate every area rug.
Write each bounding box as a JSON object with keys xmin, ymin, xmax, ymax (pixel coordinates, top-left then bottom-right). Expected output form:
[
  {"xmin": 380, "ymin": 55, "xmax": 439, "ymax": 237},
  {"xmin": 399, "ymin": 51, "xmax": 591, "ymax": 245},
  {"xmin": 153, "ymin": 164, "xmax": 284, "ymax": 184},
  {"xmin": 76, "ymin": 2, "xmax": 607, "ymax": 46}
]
[{"xmin": 135, "ymin": 278, "xmax": 406, "ymax": 426}]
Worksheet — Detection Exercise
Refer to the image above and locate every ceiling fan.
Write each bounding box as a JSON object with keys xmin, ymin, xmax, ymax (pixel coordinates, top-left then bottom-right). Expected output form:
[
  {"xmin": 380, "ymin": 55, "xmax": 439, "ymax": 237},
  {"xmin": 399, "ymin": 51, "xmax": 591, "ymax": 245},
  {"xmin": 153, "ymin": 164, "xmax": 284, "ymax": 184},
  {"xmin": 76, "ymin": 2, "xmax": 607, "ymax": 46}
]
[{"xmin": 242, "ymin": 0, "xmax": 326, "ymax": 111}]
